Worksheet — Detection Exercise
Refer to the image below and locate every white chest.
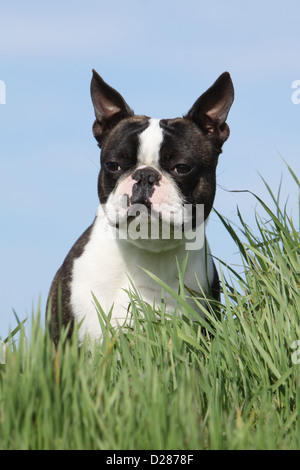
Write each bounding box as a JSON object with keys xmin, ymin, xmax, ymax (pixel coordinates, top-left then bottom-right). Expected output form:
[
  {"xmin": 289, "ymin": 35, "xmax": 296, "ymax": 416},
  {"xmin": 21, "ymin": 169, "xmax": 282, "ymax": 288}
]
[{"xmin": 70, "ymin": 207, "xmax": 214, "ymax": 343}]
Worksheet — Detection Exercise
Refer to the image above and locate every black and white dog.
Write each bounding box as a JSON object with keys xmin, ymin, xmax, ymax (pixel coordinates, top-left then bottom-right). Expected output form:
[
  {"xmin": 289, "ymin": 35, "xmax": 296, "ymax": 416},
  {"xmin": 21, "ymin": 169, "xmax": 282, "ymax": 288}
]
[{"xmin": 47, "ymin": 70, "xmax": 234, "ymax": 345}]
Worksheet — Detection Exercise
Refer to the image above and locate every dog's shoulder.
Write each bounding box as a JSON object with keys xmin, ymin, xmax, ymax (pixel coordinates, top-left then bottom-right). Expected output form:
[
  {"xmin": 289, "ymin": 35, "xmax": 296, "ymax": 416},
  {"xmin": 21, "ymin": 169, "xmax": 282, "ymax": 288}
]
[{"xmin": 46, "ymin": 223, "xmax": 94, "ymax": 345}]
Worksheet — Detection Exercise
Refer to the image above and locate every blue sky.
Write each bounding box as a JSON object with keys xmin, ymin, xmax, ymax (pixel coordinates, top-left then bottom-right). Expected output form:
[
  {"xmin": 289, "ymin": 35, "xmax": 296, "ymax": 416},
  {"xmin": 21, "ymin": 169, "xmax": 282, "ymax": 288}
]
[{"xmin": 1, "ymin": 0, "xmax": 299, "ymax": 337}]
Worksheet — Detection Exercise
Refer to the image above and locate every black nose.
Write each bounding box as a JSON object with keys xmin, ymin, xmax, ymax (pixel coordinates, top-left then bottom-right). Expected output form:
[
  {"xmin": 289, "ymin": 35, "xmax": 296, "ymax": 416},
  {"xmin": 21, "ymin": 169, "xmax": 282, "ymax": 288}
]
[
  {"xmin": 132, "ymin": 167, "xmax": 161, "ymax": 186},
  {"xmin": 130, "ymin": 167, "xmax": 161, "ymax": 205}
]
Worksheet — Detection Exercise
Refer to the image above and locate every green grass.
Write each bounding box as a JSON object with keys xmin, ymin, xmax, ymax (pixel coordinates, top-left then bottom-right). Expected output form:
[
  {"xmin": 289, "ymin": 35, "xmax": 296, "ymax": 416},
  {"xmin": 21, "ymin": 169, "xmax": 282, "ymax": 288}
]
[{"xmin": 0, "ymin": 163, "xmax": 299, "ymax": 450}]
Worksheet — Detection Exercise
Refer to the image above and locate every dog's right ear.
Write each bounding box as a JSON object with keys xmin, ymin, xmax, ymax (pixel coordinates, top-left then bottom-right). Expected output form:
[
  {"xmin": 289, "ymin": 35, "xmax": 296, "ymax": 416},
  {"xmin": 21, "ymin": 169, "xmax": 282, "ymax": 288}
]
[{"xmin": 91, "ymin": 69, "xmax": 134, "ymax": 147}]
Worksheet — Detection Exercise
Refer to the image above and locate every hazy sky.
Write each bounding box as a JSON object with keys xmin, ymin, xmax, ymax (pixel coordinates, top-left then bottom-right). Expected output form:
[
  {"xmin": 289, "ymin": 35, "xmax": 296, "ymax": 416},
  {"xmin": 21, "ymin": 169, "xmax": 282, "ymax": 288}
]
[{"xmin": 1, "ymin": 0, "xmax": 299, "ymax": 337}]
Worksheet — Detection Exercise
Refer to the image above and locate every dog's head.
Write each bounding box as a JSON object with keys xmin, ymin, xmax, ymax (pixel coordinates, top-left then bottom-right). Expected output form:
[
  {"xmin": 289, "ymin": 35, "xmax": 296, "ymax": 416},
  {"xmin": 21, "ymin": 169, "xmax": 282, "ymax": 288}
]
[{"xmin": 91, "ymin": 70, "xmax": 234, "ymax": 245}]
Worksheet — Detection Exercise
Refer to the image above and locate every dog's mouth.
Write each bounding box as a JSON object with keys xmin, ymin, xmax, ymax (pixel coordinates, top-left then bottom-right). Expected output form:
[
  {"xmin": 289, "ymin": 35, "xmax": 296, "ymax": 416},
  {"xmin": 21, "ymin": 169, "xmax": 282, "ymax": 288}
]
[
  {"xmin": 105, "ymin": 198, "xmax": 192, "ymax": 232},
  {"xmin": 103, "ymin": 194, "xmax": 205, "ymax": 250}
]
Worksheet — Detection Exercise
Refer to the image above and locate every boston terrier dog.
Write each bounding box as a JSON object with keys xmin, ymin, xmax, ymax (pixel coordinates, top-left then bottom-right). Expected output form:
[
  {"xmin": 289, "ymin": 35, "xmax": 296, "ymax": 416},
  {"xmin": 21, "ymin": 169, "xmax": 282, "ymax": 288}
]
[{"xmin": 46, "ymin": 70, "xmax": 234, "ymax": 346}]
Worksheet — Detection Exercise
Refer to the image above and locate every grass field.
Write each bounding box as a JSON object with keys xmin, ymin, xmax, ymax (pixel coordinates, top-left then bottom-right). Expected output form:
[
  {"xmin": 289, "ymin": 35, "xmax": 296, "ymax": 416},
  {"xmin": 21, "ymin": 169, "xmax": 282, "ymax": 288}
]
[{"xmin": 0, "ymin": 163, "xmax": 299, "ymax": 450}]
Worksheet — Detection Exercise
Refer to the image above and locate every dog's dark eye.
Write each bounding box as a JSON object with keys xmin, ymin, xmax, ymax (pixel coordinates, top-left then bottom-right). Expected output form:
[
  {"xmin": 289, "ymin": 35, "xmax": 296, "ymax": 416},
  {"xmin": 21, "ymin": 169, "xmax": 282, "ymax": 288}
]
[
  {"xmin": 173, "ymin": 164, "xmax": 192, "ymax": 175},
  {"xmin": 106, "ymin": 162, "xmax": 121, "ymax": 172}
]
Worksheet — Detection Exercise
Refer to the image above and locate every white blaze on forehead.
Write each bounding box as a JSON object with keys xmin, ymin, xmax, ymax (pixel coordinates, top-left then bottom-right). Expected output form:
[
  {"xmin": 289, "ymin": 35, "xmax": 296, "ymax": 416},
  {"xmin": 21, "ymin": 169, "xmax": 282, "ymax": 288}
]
[{"xmin": 137, "ymin": 118, "xmax": 163, "ymax": 166}]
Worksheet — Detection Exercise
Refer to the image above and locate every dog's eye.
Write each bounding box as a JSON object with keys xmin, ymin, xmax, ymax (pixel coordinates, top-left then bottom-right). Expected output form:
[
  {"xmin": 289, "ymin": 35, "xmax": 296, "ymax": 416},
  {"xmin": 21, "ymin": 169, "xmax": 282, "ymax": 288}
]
[
  {"xmin": 173, "ymin": 164, "xmax": 192, "ymax": 175},
  {"xmin": 106, "ymin": 162, "xmax": 121, "ymax": 172}
]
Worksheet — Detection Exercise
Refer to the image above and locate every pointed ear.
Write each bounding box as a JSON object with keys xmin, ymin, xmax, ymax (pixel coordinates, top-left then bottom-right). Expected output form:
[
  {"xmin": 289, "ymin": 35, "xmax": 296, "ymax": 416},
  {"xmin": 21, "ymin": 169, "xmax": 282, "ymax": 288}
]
[
  {"xmin": 186, "ymin": 72, "xmax": 234, "ymax": 145},
  {"xmin": 91, "ymin": 69, "xmax": 134, "ymax": 147}
]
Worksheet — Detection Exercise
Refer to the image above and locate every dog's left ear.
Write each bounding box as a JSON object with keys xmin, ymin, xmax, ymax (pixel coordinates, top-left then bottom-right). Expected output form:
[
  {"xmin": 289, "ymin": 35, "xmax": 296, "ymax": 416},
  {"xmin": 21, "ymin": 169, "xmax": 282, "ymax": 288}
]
[
  {"xmin": 186, "ymin": 72, "xmax": 234, "ymax": 145},
  {"xmin": 91, "ymin": 69, "xmax": 134, "ymax": 147}
]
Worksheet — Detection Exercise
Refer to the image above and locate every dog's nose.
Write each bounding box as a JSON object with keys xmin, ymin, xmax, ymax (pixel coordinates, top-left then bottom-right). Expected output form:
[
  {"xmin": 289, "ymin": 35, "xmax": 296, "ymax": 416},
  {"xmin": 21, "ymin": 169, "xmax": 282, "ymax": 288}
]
[
  {"xmin": 132, "ymin": 167, "xmax": 161, "ymax": 186},
  {"xmin": 130, "ymin": 167, "xmax": 161, "ymax": 206}
]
